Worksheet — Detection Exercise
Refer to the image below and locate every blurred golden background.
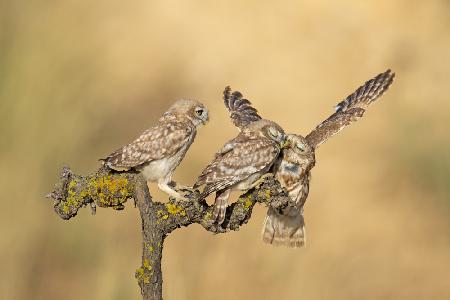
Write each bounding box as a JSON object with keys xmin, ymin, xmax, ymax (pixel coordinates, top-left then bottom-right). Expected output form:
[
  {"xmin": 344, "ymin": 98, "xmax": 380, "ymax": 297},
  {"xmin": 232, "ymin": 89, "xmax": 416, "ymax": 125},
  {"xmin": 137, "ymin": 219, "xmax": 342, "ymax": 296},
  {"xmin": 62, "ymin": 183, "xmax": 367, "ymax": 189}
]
[{"xmin": 1, "ymin": 0, "xmax": 450, "ymax": 299}]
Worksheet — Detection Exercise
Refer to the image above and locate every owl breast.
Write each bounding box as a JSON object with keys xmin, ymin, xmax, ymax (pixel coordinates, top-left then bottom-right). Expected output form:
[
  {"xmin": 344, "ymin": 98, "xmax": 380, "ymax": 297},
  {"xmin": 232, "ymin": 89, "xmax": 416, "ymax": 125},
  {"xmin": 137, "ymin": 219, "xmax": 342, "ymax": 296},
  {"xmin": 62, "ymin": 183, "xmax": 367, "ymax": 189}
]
[
  {"xmin": 139, "ymin": 132, "xmax": 194, "ymax": 181},
  {"xmin": 276, "ymin": 161, "xmax": 311, "ymax": 208}
]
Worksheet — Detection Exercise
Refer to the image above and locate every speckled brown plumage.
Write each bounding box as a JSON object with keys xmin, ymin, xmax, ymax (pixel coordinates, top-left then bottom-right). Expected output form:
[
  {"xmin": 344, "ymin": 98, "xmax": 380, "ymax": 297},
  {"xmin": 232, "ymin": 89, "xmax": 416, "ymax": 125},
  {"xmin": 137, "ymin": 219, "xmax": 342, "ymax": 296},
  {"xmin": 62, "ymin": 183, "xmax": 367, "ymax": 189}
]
[
  {"xmin": 194, "ymin": 89, "xmax": 286, "ymax": 225},
  {"xmin": 262, "ymin": 69, "xmax": 395, "ymax": 248},
  {"xmin": 103, "ymin": 99, "xmax": 209, "ymax": 200},
  {"xmin": 223, "ymin": 86, "xmax": 262, "ymax": 130}
]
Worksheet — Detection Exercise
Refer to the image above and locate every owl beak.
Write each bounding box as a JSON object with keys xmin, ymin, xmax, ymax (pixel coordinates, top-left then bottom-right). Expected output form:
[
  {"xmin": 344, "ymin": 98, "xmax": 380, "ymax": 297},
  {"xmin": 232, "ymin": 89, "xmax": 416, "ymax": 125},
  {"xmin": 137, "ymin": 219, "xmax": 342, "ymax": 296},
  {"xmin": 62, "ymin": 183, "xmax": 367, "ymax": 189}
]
[
  {"xmin": 202, "ymin": 113, "xmax": 210, "ymax": 125},
  {"xmin": 281, "ymin": 139, "xmax": 290, "ymax": 149}
]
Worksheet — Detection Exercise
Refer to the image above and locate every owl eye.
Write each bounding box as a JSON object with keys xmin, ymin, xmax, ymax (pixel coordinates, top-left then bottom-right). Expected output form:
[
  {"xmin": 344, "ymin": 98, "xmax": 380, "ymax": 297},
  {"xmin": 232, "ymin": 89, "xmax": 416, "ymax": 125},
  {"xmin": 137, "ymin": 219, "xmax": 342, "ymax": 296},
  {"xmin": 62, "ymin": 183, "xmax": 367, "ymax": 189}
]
[
  {"xmin": 195, "ymin": 107, "xmax": 205, "ymax": 117},
  {"xmin": 268, "ymin": 127, "xmax": 279, "ymax": 138},
  {"xmin": 296, "ymin": 141, "xmax": 306, "ymax": 152}
]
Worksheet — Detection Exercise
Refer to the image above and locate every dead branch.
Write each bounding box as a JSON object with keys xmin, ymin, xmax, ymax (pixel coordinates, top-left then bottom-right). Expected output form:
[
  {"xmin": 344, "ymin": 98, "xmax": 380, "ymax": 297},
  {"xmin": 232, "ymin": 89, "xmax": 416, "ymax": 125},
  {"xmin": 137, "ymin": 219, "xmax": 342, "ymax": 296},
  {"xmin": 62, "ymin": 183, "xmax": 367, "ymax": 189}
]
[{"xmin": 47, "ymin": 166, "xmax": 290, "ymax": 300}]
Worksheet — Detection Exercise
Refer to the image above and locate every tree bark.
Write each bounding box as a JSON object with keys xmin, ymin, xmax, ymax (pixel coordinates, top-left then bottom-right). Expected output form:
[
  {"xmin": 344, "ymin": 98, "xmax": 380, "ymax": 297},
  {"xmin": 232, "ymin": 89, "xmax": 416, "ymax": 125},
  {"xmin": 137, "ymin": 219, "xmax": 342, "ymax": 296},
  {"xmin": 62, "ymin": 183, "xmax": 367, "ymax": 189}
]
[{"xmin": 47, "ymin": 166, "xmax": 290, "ymax": 300}]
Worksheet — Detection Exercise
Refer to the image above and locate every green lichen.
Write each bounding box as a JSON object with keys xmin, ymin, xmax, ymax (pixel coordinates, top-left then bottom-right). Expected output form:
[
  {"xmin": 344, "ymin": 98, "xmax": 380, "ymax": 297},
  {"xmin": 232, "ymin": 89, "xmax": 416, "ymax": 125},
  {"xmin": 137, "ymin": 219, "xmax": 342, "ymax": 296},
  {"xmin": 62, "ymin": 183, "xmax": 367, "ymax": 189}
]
[{"xmin": 161, "ymin": 215, "xmax": 169, "ymax": 220}]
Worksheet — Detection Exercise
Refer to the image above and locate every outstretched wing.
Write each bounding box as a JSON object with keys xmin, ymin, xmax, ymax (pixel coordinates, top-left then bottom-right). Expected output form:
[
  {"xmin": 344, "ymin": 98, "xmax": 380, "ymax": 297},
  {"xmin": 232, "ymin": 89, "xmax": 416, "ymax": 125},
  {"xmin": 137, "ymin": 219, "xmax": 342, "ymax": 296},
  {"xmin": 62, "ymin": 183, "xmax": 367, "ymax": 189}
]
[
  {"xmin": 103, "ymin": 120, "xmax": 194, "ymax": 170},
  {"xmin": 223, "ymin": 86, "xmax": 262, "ymax": 130},
  {"xmin": 194, "ymin": 135, "xmax": 279, "ymax": 198},
  {"xmin": 305, "ymin": 69, "xmax": 395, "ymax": 149}
]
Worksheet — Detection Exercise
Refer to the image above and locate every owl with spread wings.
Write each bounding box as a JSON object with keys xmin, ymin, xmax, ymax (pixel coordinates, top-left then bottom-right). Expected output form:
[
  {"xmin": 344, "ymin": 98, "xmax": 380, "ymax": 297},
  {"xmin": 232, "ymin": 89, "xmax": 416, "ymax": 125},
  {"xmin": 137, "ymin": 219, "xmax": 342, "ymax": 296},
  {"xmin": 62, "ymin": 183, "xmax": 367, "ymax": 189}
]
[
  {"xmin": 193, "ymin": 87, "xmax": 286, "ymax": 225},
  {"xmin": 261, "ymin": 69, "xmax": 395, "ymax": 247}
]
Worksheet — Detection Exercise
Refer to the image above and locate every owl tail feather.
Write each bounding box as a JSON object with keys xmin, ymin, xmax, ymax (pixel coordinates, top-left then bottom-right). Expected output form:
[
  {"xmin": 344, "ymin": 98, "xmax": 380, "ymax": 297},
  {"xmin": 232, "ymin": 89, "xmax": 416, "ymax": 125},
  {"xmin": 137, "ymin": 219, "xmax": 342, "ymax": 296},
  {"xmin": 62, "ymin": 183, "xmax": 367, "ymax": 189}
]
[{"xmin": 262, "ymin": 207, "xmax": 305, "ymax": 248}]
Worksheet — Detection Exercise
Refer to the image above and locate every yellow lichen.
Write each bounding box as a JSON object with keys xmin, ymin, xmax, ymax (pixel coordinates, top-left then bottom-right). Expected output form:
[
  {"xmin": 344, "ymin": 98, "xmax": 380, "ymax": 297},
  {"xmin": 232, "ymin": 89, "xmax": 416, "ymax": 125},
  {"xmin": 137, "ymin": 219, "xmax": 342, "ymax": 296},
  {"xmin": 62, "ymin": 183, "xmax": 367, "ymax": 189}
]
[
  {"xmin": 204, "ymin": 211, "xmax": 212, "ymax": 221},
  {"xmin": 257, "ymin": 189, "xmax": 272, "ymax": 201},
  {"xmin": 243, "ymin": 197, "xmax": 253, "ymax": 211},
  {"xmin": 60, "ymin": 179, "xmax": 89, "ymax": 215},
  {"xmin": 88, "ymin": 175, "xmax": 131, "ymax": 209},
  {"xmin": 136, "ymin": 267, "xmax": 144, "ymax": 277},
  {"xmin": 165, "ymin": 203, "xmax": 186, "ymax": 216},
  {"xmin": 135, "ymin": 267, "xmax": 150, "ymax": 284},
  {"xmin": 143, "ymin": 259, "xmax": 152, "ymax": 271}
]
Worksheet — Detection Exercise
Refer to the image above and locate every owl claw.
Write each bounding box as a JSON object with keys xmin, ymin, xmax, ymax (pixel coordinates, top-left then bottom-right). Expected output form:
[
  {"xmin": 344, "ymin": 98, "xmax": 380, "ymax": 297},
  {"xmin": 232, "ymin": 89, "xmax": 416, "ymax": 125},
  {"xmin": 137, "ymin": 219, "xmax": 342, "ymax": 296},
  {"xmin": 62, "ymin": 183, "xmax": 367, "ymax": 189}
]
[
  {"xmin": 168, "ymin": 193, "xmax": 190, "ymax": 202},
  {"xmin": 175, "ymin": 186, "xmax": 195, "ymax": 197},
  {"xmin": 179, "ymin": 190, "xmax": 196, "ymax": 200},
  {"xmin": 159, "ymin": 181, "xmax": 192, "ymax": 201}
]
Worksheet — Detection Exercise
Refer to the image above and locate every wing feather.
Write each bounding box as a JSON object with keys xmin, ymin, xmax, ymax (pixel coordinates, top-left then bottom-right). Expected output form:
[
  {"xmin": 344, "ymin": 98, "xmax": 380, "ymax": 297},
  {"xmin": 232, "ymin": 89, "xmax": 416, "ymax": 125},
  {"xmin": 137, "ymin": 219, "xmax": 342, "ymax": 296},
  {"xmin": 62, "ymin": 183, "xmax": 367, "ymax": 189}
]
[
  {"xmin": 103, "ymin": 120, "xmax": 193, "ymax": 170},
  {"xmin": 223, "ymin": 86, "xmax": 262, "ymax": 130},
  {"xmin": 194, "ymin": 136, "xmax": 279, "ymax": 197},
  {"xmin": 305, "ymin": 70, "xmax": 395, "ymax": 149}
]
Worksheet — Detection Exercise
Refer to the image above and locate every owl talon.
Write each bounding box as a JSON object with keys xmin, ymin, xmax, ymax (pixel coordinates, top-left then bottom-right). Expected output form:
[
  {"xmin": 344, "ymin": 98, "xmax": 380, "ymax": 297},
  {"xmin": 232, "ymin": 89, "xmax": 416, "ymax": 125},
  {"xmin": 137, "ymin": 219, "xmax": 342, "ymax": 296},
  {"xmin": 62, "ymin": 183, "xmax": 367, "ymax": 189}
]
[
  {"xmin": 179, "ymin": 190, "xmax": 195, "ymax": 200},
  {"xmin": 174, "ymin": 184, "xmax": 193, "ymax": 192}
]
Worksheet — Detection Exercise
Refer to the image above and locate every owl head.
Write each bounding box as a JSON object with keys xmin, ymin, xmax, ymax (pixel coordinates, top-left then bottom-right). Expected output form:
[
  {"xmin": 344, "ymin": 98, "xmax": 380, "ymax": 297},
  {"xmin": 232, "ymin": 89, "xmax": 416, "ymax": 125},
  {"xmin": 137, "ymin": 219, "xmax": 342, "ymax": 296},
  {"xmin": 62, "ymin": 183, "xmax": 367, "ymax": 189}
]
[
  {"xmin": 283, "ymin": 134, "xmax": 315, "ymax": 168},
  {"xmin": 246, "ymin": 119, "xmax": 286, "ymax": 146},
  {"xmin": 168, "ymin": 99, "xmax": 210, "ymax": 127}
]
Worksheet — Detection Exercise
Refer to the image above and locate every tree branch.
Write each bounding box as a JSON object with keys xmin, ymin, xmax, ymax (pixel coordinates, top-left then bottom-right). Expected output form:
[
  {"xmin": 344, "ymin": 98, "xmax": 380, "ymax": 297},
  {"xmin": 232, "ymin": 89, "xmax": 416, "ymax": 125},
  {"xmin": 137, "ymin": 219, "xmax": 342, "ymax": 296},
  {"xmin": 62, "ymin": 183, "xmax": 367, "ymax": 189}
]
[{"xmin": 47, "ymin": 166, "xmax": 290, "ymax": 300}]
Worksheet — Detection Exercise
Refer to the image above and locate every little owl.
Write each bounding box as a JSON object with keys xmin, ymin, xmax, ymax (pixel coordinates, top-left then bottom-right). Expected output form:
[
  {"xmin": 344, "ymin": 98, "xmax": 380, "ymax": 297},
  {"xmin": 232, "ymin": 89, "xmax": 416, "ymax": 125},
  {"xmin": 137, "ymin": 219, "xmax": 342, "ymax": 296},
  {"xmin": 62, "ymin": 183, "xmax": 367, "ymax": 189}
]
[
  {"xmin": 262, "ymin": 69, "xmax": 395, "ymax": 247},
  {"xmin": 103, "ymin": 99, "xmax": 209, "ymax": 200}
]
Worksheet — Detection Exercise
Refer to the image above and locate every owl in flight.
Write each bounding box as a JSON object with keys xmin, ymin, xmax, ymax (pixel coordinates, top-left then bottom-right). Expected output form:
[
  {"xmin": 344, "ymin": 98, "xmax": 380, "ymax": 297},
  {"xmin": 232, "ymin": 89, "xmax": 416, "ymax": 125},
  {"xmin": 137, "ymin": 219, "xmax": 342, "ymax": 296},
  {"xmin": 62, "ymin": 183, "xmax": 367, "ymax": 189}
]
[
  {"xmin": 262, "ymin": 69, "xmax": 395, "ymax": 247},
  {"xmin": 194, "ymin": 87, "xmax": 286, "ymax": 225},
  {"xmin": 103, "ymin": 99, "xmax": 209, "ymax": 200}
]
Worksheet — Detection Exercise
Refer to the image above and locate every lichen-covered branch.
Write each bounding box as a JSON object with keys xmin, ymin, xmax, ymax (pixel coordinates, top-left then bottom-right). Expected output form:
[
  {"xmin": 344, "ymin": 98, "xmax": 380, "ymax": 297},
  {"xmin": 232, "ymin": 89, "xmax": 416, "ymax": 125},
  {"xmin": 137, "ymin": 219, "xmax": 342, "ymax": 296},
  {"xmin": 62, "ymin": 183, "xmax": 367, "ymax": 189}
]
[{"xmin": 47, "ymin": 166, "xmax": 290, "ymax": 300}]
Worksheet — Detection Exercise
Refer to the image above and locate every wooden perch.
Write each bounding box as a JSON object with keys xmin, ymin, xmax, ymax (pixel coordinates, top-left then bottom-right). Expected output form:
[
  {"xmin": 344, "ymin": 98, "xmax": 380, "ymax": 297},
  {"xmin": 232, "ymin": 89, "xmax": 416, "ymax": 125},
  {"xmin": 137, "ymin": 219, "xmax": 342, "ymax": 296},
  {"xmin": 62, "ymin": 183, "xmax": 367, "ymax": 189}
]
[{"xmin": 47, "ymin": 166, "xmax": 291, "ymax": 300}]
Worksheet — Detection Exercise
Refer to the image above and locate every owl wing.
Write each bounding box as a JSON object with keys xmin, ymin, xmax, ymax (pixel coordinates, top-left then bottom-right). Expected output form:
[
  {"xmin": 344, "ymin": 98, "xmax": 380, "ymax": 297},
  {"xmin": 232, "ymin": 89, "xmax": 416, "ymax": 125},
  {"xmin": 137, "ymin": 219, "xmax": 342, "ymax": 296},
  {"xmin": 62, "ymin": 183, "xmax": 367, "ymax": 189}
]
[
  {"xmin": 305, "ymin": 69, "xmax": 395, "ymax": 149},
  {"xmin": 194, "ymin": 136, "xmax": 280, "ymax": 197},
  {"xmin": 223, "ymin": 86, "xmax": 262, "ymax": 130},
  {"xmin": 103, "ymin": 120, "xmax": 194, "ymax": 170}
]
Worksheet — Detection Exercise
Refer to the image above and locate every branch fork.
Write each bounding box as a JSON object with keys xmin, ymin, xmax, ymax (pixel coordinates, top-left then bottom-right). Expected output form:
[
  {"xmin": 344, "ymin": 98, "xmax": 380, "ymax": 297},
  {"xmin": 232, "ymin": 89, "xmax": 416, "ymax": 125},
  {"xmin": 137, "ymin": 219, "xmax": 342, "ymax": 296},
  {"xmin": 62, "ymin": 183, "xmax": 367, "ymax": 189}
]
[{"xmin": 48, "ymin": 166, "xmax": 291, "ymax": 300}]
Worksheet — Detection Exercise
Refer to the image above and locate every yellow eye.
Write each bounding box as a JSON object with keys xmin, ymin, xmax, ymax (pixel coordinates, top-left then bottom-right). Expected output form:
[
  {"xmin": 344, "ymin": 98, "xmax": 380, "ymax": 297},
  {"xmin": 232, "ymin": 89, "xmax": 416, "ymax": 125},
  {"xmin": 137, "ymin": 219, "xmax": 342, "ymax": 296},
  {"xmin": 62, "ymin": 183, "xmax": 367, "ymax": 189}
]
[{"xmin": 195, "ymin": 108, "xmax": 204, "ymax": 117}]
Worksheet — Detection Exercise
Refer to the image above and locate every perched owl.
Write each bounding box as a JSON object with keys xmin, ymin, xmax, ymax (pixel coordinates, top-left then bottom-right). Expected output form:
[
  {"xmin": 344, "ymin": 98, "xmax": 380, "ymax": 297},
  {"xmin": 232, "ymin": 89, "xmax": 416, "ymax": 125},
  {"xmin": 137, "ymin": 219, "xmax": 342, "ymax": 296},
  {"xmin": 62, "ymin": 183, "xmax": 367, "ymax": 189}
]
[
  {"xmin": 103, "ymin": 99, "xmax": 209, "ymax": 200},
  {"xmin": 194, "ymin": 88, "xmax": 286, "ymax": 225},
  {"xmin": 262, "ymin": 69, "xmax": 395, "ymax": 247}
]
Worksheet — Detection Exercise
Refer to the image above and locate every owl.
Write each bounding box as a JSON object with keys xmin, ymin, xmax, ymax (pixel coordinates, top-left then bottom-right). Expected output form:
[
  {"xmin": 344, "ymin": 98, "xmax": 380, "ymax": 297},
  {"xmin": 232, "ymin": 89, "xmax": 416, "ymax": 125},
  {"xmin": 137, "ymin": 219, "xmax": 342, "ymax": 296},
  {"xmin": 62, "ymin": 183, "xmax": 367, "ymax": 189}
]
[
  {"xmin": 194, "ymin": 88, "xmax": 286, "ymax": 225},
  {"xmin": 262, "ymin": 69, "xmax": 395, "ymax": 247},
  {"xmin": 103, "ymin": 99, "xmax": 209, "ymax": 200}
]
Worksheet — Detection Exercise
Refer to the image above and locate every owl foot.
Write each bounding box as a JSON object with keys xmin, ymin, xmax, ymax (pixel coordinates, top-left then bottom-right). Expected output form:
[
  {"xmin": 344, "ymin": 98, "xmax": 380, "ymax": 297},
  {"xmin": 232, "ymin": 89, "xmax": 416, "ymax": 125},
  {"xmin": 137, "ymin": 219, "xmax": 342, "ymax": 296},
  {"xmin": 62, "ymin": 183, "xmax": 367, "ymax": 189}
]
[
  {"xmin": 159, "ymin": 182, "xmax": 191, "ymax": 201},
  {"xmin": 212, "ymin": 204, "xmax": 227, "ymax": 225},
  {"xmin": 212, "ymin": 190, "xmax": 229, "ymax": 225},
  {"xmin": 173, "ymin": 184, "xmax": 193, "ymax": 191},
  {"xmin": 174, "ymin": 185, "xmax": 197, "ymax": 199}
]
